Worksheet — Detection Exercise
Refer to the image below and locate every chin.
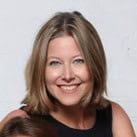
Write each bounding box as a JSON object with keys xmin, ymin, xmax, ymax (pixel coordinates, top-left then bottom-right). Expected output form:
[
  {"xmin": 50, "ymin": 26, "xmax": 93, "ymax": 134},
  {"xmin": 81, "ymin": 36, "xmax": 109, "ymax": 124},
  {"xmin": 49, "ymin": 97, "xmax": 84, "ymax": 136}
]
[{"xmin": 57, "ymin": 99, "xmax": 82, "ymax": 107}]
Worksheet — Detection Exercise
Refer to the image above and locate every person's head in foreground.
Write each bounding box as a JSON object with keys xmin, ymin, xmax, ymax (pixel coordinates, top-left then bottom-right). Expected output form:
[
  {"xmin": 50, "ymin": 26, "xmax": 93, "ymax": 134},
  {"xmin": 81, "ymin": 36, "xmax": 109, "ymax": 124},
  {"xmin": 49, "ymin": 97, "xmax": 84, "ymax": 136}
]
[{"xmin": 0, "ymin": 117, "xmax": 58, "ymax": 137}]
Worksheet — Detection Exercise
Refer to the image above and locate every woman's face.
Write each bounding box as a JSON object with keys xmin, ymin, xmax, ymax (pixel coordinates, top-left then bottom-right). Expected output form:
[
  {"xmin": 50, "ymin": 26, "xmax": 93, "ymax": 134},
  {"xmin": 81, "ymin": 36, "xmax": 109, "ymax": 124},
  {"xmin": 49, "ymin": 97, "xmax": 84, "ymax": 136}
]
[{"xmin": 45, "ymin": 36, "xmax": 92, "ymax": 107}]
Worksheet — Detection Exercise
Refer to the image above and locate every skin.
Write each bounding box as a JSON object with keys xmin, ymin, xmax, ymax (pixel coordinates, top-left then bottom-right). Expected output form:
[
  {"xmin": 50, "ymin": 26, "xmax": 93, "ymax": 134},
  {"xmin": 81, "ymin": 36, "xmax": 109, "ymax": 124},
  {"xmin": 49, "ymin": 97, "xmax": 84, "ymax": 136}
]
[
  {"xmin": 45, "ymin": 35, "xmax": 95, "ymax": 129},
  {"xmin": 45, "ymin": 36, "xmax": 92, "ymax": 107},
  {"xmin": 112, "ymin": 102, "xmax": 136, "ymax": 137}
]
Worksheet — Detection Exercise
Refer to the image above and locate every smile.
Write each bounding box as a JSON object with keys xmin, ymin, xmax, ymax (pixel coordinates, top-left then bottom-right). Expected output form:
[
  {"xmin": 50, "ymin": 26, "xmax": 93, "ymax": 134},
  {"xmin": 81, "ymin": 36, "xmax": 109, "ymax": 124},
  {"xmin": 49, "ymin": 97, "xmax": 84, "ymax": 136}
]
[{"xmin": 60, "ymin": 85, "xmax": 77, "ymax": 91}]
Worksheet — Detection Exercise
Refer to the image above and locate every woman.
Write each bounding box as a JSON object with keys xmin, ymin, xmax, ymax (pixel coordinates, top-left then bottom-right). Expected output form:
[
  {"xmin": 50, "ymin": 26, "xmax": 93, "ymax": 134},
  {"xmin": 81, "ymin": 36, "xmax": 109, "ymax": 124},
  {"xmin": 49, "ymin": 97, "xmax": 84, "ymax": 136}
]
[{"xmin": 0, "ymin": 11, "xmax": 135, "ymax": 137}]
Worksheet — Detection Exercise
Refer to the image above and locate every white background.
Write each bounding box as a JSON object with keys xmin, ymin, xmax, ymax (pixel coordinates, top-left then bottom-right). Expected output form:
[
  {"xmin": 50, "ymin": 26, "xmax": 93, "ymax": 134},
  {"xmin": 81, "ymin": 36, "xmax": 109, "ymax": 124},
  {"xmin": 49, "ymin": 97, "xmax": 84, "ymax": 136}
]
[{"xmin": 0, "ymin": 0, "xmax": 137, "ymax": 134}]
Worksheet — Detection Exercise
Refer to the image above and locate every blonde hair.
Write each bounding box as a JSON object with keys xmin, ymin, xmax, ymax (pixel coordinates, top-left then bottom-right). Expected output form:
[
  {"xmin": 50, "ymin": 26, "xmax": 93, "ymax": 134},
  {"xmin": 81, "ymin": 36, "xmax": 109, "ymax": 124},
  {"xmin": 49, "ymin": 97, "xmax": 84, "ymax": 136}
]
[{"xmin": 22, "ymin": 11, "xmax": 108, "ymax": 114}]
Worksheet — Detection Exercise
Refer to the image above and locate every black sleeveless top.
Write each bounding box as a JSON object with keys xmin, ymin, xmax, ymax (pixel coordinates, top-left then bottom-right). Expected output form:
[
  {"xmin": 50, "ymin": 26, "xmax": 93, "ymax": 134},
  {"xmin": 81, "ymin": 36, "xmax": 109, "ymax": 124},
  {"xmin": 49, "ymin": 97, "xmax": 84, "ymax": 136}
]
[{"xmin": 28, "ymin": 104, "xmax": 112, "ymax": 137}]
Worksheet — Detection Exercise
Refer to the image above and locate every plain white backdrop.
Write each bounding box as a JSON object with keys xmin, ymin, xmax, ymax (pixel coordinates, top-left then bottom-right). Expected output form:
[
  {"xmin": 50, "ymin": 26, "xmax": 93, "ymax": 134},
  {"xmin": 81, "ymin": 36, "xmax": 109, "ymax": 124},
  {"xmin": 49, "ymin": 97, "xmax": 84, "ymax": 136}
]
[{"xmin": 0, "ymin": 0, "xmax": 137, "ymax": 134}]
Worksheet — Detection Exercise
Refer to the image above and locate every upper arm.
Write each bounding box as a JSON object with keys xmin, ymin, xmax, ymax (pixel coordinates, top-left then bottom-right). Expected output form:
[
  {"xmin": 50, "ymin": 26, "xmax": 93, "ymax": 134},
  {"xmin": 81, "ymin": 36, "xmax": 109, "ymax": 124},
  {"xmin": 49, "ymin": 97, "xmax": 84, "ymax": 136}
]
[
  {"xmin": 0, "ymin": 109, "xmax": 28, "ymax": 130},
  {"xmin": 112, "ymin": 102, "xmax": 136, "ymax": 137}
]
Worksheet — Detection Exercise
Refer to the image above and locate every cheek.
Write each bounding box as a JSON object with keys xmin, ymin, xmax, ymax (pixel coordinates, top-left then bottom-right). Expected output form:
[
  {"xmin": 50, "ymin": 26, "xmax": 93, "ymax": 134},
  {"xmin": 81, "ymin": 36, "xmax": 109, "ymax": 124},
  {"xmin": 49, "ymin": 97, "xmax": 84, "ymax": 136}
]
[
  {"xmin": 45, "ymin": 68, "xmax": 61, "ymax": 84},
  {"xmin": 76, "ymin": 66, "xmax": 91, "ymax": 81}
]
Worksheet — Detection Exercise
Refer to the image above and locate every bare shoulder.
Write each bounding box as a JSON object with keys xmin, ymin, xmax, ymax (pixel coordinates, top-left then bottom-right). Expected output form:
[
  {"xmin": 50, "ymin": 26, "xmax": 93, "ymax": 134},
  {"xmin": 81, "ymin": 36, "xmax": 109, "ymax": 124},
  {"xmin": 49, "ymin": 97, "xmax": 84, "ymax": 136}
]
[
  {"xmin": 111, "ymin": 101, "xmax": 136, "ymax": 137},
  {"xmin": 2, "ymin": 109, "xmax": 28, "ymax": 120},
  {"xmin": 0, "ymin": 109, "xmax": 28, "ymax": 130}
]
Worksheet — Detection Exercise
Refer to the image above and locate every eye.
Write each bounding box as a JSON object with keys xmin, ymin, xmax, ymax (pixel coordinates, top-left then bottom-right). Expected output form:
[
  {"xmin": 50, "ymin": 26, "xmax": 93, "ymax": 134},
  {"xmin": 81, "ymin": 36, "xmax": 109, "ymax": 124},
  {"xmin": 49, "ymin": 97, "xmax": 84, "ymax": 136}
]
[
  {"xmin": 48, "ymin": 60, "xmax": 61, "ymax": 66},
  {"xmin": 73, "ymin": 58, "xmax": 85, "ymax": 64}
]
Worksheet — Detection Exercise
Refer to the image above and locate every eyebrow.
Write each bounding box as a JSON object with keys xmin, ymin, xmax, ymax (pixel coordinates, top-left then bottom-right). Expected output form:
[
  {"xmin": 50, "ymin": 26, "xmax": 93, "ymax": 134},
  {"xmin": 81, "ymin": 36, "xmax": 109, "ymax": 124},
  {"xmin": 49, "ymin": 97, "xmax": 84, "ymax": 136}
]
[{"xmin": 47, "ymin": 54, "xmax": 83, "ymax": 59}]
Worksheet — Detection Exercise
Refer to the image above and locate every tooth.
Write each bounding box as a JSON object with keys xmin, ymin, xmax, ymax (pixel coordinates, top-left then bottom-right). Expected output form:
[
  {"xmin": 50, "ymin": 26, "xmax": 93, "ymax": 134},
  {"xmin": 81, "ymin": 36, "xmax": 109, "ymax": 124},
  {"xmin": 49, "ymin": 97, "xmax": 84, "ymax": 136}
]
[{"xmin": 61, "ymin": 86, "xmax": 76, "ymax": 90}]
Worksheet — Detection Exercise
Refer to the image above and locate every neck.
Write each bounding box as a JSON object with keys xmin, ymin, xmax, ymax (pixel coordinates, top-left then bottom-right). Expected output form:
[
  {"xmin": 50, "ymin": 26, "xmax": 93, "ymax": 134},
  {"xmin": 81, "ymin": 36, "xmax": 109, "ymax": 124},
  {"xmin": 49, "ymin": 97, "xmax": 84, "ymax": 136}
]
[{"xmin": 50, "ymin": 105, "xmax": 96, "ymax": 129}]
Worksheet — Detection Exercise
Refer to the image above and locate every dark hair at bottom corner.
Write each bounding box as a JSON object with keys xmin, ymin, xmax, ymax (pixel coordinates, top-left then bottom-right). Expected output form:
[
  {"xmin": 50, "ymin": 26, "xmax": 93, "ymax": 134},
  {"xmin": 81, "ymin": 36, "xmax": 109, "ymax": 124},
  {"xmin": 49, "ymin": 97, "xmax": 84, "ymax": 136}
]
[{"xmin": 0, "ymin": 117, "xmax": 58, "ymax": 137}]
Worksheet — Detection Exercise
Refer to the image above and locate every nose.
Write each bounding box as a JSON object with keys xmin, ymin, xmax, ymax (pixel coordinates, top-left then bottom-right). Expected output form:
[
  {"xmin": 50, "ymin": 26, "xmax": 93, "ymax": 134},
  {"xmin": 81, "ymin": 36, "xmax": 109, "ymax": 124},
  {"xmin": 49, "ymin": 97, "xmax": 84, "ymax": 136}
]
[{"xmin": 62, "ymin": 64, "xmax": 75, "ymax": 82}]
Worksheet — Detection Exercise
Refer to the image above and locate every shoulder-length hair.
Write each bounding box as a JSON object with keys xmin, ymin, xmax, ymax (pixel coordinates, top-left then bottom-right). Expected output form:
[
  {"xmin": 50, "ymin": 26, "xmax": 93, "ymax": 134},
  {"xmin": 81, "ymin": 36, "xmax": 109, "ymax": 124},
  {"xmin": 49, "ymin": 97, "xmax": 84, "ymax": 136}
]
[{"xmin": 22, "ymin": 11, "xmax": 108, "ymax": 114}]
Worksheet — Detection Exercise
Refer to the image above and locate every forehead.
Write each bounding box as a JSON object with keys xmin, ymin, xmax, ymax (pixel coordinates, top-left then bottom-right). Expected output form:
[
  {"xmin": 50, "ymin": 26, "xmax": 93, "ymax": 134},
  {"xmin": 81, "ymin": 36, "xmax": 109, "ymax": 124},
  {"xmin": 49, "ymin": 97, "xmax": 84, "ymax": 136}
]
[{"xmin": 47, "ymin": 36, "xmax": 83, "ymax": 56}]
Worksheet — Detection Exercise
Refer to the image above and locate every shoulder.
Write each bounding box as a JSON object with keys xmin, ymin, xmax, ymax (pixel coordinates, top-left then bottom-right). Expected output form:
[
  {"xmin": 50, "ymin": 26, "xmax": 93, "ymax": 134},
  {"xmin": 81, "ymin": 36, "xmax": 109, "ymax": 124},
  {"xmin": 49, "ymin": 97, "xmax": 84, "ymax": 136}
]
[
  {"xmin": 3, "ymin": 109, "xmax": 28, "ymax": 120},
  {"xmin": 111, "ymin": 101, "xmax": 136, "ymax": 137},
  {"xmin": 0, "ymin": 109, "xmax": 28, "ymax": 130}
]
